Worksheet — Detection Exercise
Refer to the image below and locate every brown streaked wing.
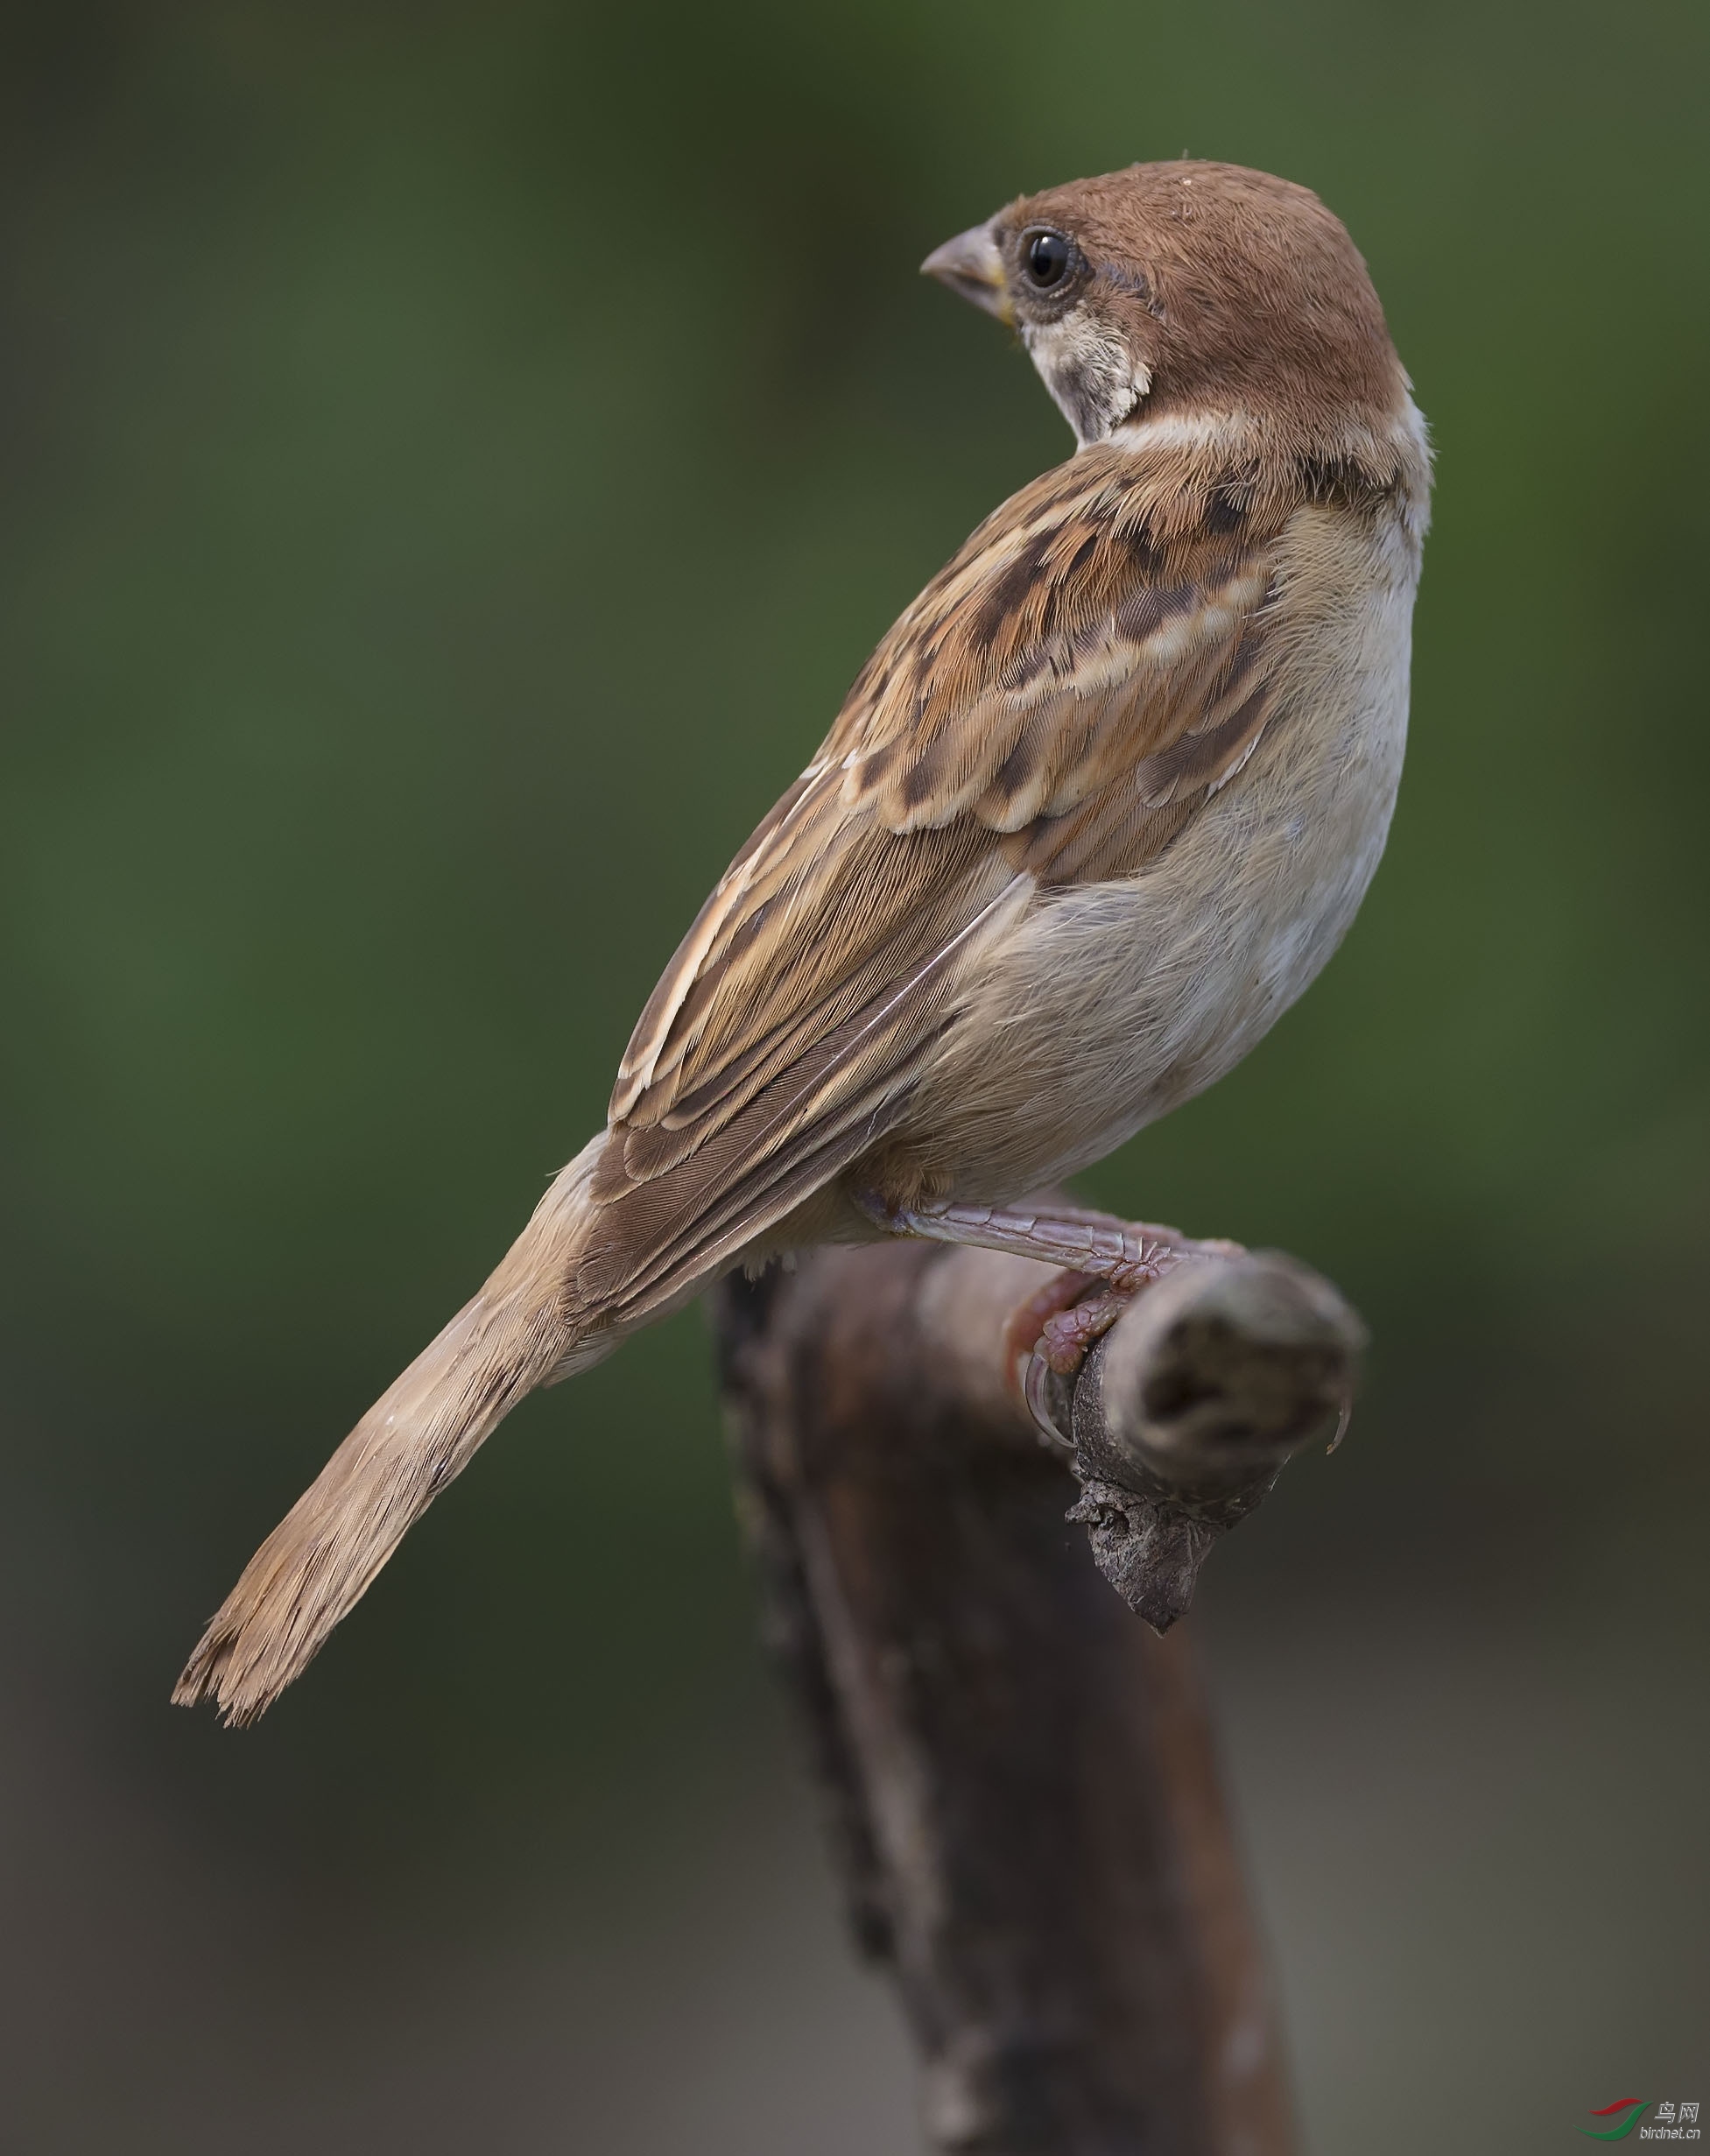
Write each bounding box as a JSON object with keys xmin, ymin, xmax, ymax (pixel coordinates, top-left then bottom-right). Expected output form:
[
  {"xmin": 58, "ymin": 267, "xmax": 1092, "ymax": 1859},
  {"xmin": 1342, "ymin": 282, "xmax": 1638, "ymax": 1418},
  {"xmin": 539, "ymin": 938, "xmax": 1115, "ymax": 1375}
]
[{"xmin": 591, "ymin": 460, "xmax": 1289, "ymax": 1308}]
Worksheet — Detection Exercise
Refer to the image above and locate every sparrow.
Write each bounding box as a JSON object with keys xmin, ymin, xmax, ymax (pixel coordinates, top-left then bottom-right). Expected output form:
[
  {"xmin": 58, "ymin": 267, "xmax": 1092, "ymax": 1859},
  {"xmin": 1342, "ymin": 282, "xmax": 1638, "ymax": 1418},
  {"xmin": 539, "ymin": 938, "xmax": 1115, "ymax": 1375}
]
[{"xmin": 176, "ymin": 159, "xmax": 1430, "ymax": 1724}]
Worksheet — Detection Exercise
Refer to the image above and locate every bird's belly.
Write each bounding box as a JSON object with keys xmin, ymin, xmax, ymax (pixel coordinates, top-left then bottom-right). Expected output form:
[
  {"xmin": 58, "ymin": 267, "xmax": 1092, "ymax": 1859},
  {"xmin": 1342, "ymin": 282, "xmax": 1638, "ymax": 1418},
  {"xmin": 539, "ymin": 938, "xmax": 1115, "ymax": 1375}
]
[{"xmin": 909, "ymin": 548, "xmax": 1416, "ymax": 1203}]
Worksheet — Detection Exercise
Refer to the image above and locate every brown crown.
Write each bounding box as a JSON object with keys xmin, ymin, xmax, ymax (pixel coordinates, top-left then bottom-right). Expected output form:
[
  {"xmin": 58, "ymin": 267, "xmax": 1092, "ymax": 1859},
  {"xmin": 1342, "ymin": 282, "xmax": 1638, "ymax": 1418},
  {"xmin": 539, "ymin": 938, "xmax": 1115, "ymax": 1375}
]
[{"xmin": 999, "ymin": 161, "xmax": 1406, "ymax": 433}]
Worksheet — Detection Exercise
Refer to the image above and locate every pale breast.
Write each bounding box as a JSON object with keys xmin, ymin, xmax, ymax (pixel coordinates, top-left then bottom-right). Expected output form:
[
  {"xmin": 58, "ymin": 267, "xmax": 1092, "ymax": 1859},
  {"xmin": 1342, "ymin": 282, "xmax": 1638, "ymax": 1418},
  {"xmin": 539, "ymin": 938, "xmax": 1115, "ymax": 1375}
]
[{"xmin": 904, "ymin": 495, "xmax": 1421, "ymax": 1202}]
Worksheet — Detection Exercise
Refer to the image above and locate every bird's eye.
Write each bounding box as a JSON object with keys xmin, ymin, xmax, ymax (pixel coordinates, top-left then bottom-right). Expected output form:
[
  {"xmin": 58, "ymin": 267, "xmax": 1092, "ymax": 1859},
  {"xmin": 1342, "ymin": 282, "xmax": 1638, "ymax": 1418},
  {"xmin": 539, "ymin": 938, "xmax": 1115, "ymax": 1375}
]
[{"xmin": 1022, "ymin": 229, "xmax": 1073, "ymax": 290}]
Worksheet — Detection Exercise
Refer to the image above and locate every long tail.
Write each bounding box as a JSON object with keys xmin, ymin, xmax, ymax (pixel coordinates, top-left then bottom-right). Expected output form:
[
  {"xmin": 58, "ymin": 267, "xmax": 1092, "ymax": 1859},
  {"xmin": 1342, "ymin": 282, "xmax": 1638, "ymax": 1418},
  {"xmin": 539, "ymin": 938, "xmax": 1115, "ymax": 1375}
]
[{"xmin": 173, "ymin": 1135, "xmax": 612, "ymax": 1726}]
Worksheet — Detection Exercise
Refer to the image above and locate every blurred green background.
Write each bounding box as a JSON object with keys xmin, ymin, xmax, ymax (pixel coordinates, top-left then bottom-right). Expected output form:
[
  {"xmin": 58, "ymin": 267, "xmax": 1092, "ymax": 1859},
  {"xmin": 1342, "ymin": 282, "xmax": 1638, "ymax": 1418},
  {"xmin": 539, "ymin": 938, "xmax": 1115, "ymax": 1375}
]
[{"xmin": 2, "ymin": 2, "xmax": 1706, "ymax": 2149}]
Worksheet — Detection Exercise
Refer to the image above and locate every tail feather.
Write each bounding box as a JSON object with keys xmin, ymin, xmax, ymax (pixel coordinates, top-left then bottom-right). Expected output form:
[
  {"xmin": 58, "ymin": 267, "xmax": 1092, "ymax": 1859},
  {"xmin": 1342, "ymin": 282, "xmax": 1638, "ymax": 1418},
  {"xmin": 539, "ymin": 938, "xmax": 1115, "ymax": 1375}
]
[{"xmin": 174, "ymin": 1138, "xmax": 608, "ymax": 1725}]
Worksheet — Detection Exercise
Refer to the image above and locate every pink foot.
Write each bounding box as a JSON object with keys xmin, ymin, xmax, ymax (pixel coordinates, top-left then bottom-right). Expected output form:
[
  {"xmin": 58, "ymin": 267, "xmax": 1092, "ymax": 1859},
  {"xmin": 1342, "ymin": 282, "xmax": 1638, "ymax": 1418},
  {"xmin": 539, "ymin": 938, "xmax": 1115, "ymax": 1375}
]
[{"xmin": 1004, "ymin": 1271, "xmax": 1151, "ymax": 1445}]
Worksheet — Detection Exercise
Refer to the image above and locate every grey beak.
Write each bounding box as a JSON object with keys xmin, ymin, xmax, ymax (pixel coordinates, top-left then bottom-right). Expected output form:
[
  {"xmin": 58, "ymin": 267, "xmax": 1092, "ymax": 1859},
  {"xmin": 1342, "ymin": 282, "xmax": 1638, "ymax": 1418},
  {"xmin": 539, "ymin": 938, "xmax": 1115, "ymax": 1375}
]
[{"xmin": 920, "ymin": 222, "xmax": 1013, "ymax": 323}]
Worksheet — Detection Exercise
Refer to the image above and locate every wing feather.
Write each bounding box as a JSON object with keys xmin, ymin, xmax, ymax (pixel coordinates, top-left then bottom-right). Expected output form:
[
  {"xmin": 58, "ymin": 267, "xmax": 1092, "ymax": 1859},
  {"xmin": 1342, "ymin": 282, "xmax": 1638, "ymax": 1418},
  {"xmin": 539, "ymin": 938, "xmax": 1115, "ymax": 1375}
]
[{"xmin": 589, "ymin": 449, "xmax": 1294, "ymax": 1318}]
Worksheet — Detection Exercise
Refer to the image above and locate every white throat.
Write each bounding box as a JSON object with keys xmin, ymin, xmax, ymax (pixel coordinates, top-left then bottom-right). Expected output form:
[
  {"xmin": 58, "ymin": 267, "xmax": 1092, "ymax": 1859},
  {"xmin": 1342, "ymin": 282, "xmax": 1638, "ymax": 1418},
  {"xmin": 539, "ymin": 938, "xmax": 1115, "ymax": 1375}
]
[{"xmin": 1023, "ymin": 314, "xmax": 1152, "ymax": 447}]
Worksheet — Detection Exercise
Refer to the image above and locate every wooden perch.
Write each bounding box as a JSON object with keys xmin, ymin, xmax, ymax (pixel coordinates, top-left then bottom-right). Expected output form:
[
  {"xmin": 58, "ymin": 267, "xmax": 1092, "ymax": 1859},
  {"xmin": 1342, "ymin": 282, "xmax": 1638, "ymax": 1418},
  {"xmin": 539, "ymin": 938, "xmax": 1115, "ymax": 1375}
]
[
  {"xmin": 1043, "ymin": 1249, "xmax": 1365, "ymax": 1631},
  {"xmin": 714, "ymin": 1225, "xmax": 1364, "ymax": 2156}
]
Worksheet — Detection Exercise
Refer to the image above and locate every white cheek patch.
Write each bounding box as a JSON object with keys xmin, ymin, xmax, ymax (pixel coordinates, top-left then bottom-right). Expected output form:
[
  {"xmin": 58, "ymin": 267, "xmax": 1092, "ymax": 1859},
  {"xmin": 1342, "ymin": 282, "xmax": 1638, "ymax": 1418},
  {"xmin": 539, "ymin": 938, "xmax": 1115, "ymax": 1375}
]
[{"xmin": 1024, "ymin": 313, "xmax": 1151, "ymax": 447}]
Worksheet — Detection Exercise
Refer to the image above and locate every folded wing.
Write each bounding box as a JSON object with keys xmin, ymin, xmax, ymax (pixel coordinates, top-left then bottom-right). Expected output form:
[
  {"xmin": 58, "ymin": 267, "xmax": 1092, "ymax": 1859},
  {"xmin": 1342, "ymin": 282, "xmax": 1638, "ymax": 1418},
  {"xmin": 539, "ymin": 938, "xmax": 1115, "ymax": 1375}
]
[{"xmin": 577, "ymin": 453, "xmax": 1291, "ymax": 1328}]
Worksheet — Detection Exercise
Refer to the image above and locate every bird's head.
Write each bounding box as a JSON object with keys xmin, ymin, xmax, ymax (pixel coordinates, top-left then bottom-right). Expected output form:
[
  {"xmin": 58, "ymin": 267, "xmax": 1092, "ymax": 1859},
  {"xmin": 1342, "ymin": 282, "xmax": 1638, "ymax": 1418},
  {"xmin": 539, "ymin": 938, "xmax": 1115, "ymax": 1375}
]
[{"xmin": 923, "ymin": 161, "xmax": 1408, "ymax": 455}]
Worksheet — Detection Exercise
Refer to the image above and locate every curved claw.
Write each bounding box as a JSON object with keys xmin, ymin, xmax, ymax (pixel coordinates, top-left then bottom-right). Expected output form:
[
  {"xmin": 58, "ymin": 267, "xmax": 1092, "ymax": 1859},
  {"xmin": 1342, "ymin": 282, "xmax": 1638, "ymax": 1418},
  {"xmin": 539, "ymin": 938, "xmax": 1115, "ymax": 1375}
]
[
  {"xmin": 1005, "ymin": 1272, "xmax": 1151, "ymax": 1449},
  {"xmin": 1003, "ymin": 1269, "xmax": 1095, "ymax": 1445}
]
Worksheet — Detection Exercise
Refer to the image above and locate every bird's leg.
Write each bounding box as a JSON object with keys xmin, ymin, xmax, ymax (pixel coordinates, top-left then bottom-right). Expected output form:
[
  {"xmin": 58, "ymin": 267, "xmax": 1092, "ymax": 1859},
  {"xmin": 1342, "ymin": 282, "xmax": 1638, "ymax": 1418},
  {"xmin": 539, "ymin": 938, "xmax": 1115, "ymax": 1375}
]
[
  {"xmin": 858, "ymin": 1194, "xmax": 1242, "ymax": 1302},
  {"xmin": 854, "ymin": 1194, "xmax": 1243, "ymax": 1437}
]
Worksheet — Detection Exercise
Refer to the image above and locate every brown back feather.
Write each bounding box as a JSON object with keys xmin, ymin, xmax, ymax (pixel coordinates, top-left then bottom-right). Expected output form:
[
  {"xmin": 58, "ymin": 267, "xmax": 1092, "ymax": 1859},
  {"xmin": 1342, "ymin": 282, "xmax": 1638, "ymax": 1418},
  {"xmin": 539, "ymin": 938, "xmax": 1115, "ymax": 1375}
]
[{"xmin": 584, "ymin": 447, "xmax": 1326, "ymax": 1325}]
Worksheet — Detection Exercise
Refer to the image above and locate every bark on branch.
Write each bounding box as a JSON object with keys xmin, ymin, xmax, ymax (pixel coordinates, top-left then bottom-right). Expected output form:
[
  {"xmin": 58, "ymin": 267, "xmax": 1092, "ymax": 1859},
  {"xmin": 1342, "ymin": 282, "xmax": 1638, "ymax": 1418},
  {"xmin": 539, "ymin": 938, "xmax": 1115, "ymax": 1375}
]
[
  {"xmin": 1043, "ymin": 1251, "xmax": 1363, "ymax": 1630},
  {"xmin": 713, "ymin": 1229, "xmax": 1363, "ymax": 2156}
]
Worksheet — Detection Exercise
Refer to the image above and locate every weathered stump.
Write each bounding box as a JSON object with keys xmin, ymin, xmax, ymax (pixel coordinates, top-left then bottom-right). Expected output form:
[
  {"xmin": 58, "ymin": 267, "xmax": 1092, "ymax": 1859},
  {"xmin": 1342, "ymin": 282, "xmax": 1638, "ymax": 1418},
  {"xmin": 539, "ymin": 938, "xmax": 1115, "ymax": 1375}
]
[{"xmin": 714, "ymin": 1231, "xmax": 1362, "ymax": 2154}]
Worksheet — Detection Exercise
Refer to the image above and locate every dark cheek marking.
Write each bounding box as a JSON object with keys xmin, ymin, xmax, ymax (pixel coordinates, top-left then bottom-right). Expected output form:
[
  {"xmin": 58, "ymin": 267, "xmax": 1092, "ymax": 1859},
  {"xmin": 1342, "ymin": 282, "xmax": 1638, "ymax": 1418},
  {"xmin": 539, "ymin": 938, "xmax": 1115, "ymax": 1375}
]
[{"xmin": 1060, "ymin": 369, "xmax": 1115, "ymax": 443}]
